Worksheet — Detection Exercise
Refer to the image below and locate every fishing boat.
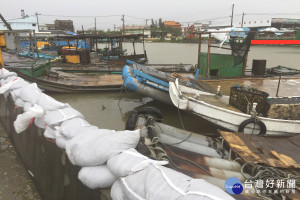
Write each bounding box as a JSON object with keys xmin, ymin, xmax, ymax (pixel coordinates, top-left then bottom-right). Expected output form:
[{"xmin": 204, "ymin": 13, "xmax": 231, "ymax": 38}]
[
  {"xmin": 2, "ymin": 51, "xmax": 123, "ymax": 93},
  {"xmin": 169, "ymin": 79, "xmax": 300, "ymax": 136},
  {"xmin": 122, "ymin": 60, "xmax": 213, "ymax": 104}
]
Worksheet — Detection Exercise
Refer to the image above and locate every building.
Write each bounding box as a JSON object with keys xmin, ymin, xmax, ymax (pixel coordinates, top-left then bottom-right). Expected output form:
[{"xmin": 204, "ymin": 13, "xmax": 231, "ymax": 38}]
[
  {"xmin": 164, "ymin": 21, "xmax": 181, "ymax": 29},
  {"xmin": 271, "ymin": 18, "xmax": 300, "ymax": 29},
  {"xmin": 54, "ymin": 20, "xmax": 74, "ymax": 32},
  {"xmin": 0, "ymin": 16, "xmax": 38, "ymax": 32},
  {"xmin": 118, "ymin": 25, "xmax": 151, "ymax": 38},
  {"xmin": 238, "ymin": 18, "xmax": 300, "ymax": 29}
]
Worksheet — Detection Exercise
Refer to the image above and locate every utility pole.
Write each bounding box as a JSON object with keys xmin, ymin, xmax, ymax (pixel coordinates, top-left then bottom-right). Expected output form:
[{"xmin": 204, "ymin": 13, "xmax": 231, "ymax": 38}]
[
  {"xmin": 35, "ymin": 12, "xmax": 41, "ymax": 32},
  {"xmin": 241, "ymin": 12, "xmax": 245, "ymax": 28},
  {"xmin": 145, "ymin": 19, "xmax": 149, "ymax": 28},
  {"xmin": 122, "ymin": 15, "xmax": 125, "ymax": 35},
  {"xmin": 82, "ymin": 25, "xmax": 84, "ymax": 35},
  {"xmin": 230, "ymin": 4, "xmax": 234, "ymax": 27},
  {"xmin": 94, "ymin": 18, "xmax": 97, "ymax": 34}
]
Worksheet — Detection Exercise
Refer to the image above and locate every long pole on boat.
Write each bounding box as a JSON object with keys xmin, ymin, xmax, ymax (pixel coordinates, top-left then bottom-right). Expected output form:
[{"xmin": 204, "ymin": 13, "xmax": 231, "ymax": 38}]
[
  {"xmin": 231, "ymin": 4, "xmax": 234, "ymax": 27},
  {"xmin": 197, "ymin": 33, "xmax": 202, "ymax": 72},
  {"xmin": 122, "ymin": 15, "xmax": 125, "ymax": 35},
  {"xmin": 33, "ymin": 30, "xmax": 40, "ymax": 60},
  {"xmin": 276, "ymin": 75, "xmax": 282, "ymax": 97},
  {"xmin": 29, "ymin": 31, "xmax": 35, "ymax": 76},
  {"xmin": 94, "ymin": 18, "xmax": 97, "ymax": 33},
  {"xmin": 241, "ymin": 12, "xmax": 245, "ymax": 28},
  {"xmin": 206, "ymin": 33, "xmax": 211, "ymax": 77}
]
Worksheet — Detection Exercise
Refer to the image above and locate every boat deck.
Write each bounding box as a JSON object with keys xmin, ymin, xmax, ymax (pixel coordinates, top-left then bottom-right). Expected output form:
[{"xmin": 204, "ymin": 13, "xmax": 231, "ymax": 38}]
[
  {"xmin": 183, "ymin": 92, "xmax": 242, "ymax": 113},
  {"xmin": 198, "ymin": 76, "xmax": 300, "ymax": 97},
  {"xmin": 37, "ymin": 71, "xmax": 123, "ymax": 87}
]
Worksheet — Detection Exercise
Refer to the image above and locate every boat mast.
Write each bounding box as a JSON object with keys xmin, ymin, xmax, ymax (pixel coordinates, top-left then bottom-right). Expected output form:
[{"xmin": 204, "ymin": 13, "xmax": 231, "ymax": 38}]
[{"xmin": 231, "ymin": 4, "xmax": 234, "ymax": 27}]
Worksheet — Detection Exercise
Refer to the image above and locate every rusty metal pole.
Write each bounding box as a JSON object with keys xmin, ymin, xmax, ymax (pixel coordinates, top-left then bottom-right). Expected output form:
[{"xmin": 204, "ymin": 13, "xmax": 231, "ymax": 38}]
[
  {"xmin": 242, "ymin": 52, "xmax": 248, "ymax": 76},
  {"xmin": 197, "ymin": 33, "xmax": 202, "ymax": 70},
  {"xmin": 133, "ymin": 40, "xmax": 136, "ymax": 56},
  {"xmin": 33, "ymin": 30, "xmax": 40, "ymax": 60},
  {"xmin": 206, "ymin": 33, "xmax": 211, "ymax": 77},
  {"xmin": 276, "ymin": 75, "xmax": 282, "ymax": 97},
  {"xmin": 29, "ymin": 31, "xmax": 35, "ymax": 63}
]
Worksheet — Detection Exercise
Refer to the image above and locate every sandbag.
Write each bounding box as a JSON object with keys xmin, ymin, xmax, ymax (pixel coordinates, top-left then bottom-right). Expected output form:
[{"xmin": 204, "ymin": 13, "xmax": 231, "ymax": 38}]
[
  {"xmin": 37, "ymin": 93, "xmax": 68, "ymax": 111},
  {"xmin": 178, "ymin": 179, "xmax": 234, "ymax": 200},
  {"xmin": 15, "ymin": 98, "xmax": 25, "ymax": 107},
  {"xmin": 23, "ymin": 102, "xmax": 33, "ymax": 112},
  {"xmin": 78, "ymin": 165, "xmax": 118, "ymax": 189},
  {"xmin": 120, "ymin": 164, "xmax": 233, "ymax": 200},
  {"xmin": 55, "ymin": 130, "xmax": 68, "ymax": 149},
  {"xmin": 34, "ymin": 115, "xmax": 46, "ymax": 129},
  {"xmin": 14, "ymin": 104, "xmax": 44, "ymax": 134},
  {"xmin": 111, "ymin": 180, "xmax": 125, "ymax": 200},
  {"xmin": 58, "ymin": 118, "xmax": 98, "ymax": 139},
  {"xmin": 9, "ymin": 78, "xmax": 29, "ymax": 91},
  {"xmin": 10, "ymin": 87, "xmax": 22, "ymax": 100},
  {"xmin": 66, "ymin": 129, "xmax": 140, "ymax": 166},
  {"xmin": 43, "ymin": 126, "xmax": 56, "ymax": 139},
  {"xmin": 0, "ymin": 68, "xmax": 17, "ymax": 79},
  {"xmin": 0, "ymin": 77, "xmax": 19, "ymax": 94},
  {"xmin": 44, "ymin": 107, "xmax": 84, "ymax": 126},
  {"xmin": 107, "ymin": 148, "xmax": 168, "ymax": 177},
  {"xmin": 19, "ymin": 83, "xmax": 43, "ymax": 104}
]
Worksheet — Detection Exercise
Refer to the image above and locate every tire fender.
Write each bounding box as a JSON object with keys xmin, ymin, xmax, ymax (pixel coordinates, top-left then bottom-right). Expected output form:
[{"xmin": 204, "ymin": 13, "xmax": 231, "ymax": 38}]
[{"xmin": 238, "ymin": 118, "xmax": 267, "ymax": 135}]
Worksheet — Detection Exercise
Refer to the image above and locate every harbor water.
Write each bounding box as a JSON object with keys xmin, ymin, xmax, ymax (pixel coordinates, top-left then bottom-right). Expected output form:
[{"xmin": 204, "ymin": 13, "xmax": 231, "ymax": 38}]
[{"xmin": 50, "ymin": 43, "xmax": 300, "ymax": 135}]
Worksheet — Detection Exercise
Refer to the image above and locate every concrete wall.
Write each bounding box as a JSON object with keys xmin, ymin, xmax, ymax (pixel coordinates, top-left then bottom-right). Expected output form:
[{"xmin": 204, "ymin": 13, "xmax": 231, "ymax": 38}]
[{"xmin": 0, "ymin": 94, "xmax": 111, "ymax": 200}]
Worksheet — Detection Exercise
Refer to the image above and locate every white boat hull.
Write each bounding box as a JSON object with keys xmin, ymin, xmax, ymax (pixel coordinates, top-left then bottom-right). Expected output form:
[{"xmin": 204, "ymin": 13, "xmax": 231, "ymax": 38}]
[{"xmin": 169, "ymin": 81, "xmax": 300, "ymax": 136}]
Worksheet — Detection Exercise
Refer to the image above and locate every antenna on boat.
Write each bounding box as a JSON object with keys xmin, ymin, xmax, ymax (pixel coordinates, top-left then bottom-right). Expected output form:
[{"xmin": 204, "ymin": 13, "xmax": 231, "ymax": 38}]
[{"xmin": 230, "ymin": 4, "xmax": 234, "ymax": 27}]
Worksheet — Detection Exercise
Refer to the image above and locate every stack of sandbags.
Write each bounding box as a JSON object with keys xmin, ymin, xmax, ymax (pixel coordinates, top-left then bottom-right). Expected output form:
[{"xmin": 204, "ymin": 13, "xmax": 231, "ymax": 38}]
[
  {"xmin": 0, "ymin": 68, "xmax": 235, "ymax": 200},
  {"xmin": 111, "ymin": 164, "xmax": 234, "ymax": 200}
]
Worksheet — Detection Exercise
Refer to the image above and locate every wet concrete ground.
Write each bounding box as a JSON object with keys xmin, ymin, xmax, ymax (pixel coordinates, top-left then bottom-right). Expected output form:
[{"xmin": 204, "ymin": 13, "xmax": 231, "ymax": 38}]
[{"xmin": 0, "ymin": 124, "xmax": 40, "ymax": 200}]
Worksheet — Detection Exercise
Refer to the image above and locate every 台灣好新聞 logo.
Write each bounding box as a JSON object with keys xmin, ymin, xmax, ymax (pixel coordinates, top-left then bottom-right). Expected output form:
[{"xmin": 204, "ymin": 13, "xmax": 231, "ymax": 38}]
[{"xmin": 224, "ymin": 177, "xmax": 243, "ymax": 194}]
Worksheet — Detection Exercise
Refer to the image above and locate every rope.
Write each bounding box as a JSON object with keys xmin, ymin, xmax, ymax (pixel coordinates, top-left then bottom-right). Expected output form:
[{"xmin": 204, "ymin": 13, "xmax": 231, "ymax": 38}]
[{"xmin": 144, "ymin": 118, "xmax": 211, "ymax": 175}]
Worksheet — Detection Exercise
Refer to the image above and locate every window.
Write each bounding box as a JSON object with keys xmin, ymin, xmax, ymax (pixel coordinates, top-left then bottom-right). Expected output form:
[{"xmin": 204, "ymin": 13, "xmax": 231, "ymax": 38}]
[
  {"xmin": 210, "ymin": 69, "xmax": 219, "ymax": 77},
  {"xmin": 32, "ymin": 24, "xmax": 36, "ymax": 26}
]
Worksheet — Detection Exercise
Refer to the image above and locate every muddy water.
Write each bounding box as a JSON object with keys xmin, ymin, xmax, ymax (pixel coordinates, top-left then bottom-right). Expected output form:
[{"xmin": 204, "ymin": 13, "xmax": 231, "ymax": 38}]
[{"xmin": 50, "ymin": 44, "xmax": 300, "ymax": 134}]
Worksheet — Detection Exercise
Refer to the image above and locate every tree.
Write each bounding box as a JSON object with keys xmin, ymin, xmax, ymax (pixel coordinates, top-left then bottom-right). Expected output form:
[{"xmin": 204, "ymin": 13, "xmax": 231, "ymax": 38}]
[{"xmin": 158, "ymin": 18, "xmax": 165, "ymax": 30}]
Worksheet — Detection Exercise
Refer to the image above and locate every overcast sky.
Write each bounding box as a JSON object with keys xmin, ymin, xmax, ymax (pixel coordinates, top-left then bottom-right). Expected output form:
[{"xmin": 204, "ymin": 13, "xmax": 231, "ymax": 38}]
[{"xmin": 1, "ymin": 0, "xmax": 300, "ymax": 30}]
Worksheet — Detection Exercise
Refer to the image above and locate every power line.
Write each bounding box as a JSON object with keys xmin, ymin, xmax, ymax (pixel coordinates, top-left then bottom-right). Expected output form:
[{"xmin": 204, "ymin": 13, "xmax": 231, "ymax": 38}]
[{"xmin": 41, "ymin": 14, "xmax": 121, "ymax": 18}]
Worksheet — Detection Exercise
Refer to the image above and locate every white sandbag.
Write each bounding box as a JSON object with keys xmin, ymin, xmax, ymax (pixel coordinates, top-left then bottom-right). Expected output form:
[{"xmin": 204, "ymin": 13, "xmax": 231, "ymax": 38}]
[
  {"xmin": 34, "ymin": 115, "xmax": 46, "ymax": 129},
  {"xmin": 178, "ymin": 179, "xmax": 234, "ymax": 200},
  {"xmin": 120, "ymin": 170, "xmax": 147, "ymax": 200},
  {"xmin": 43, "ymin": 126, "xmax": 56, "ymax": 139},
  {"xmin": 15, "ymin": 98, "xmax": 25, "ymax": 107},
  {"xmin": 121, "ymin": 165, "xmax": 233, "ymax": 200},
  {"xmin": 66, "ymin": 129, "xmax": 140, "ymax": 166},
  {"xmin": 111, "ymin": 180, "xmax": 125, "ymax": 200},
  {"xmin": 55, "ymin": 130, "xmax": 68, "ymax": 149},
  {"xmin": 0, "ymin": 68, "xmax": 17, "ymax": 79},
  {"xmin": 107, "ymin": 148, "xmax": 168, "ymax": 177},
  {"xmin": 14, "ymin": 104, "xmax": 44, "ymax": 134},
  {"xmin": 58, "ymin": 118, "xmax": 98, "ymax": 139},
  {"xmin": 78, "ymin": 165, "xmax": 118, "ymax": 189},
  {"xmin": 10, "ymin": 87, "xmax": 22, "ymax": 100},
  {"xmin": 0, "ymin": 77, "xmax": 19, "ymax": 94},
  {"xmin": 2, "ymin": 75, "xmax": 18, "ymax": 84},
  {"xmin": 37, "ymin": 93, "xmax": 68, "ymax": 111},
  {"xmin": 44, "ymin": 107, "xmax": 84, "ymax": 126},
  {"xmin": 23, "ymin": 102, "xmax": 33, "ymax": 112},
  {"xmin": 9, "ymin": 78, "xmax": 29, "ymax": 91},
  {"xmin": 19, "ymin": 83, "xmax": 43, "ymax": 104}
]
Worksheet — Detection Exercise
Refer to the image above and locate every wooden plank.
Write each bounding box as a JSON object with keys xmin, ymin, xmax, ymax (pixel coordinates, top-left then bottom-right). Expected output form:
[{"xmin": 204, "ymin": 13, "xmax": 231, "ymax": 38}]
[{"xmin": 219, "ymin": 130, "xmax": 300, "ymax": 168}]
